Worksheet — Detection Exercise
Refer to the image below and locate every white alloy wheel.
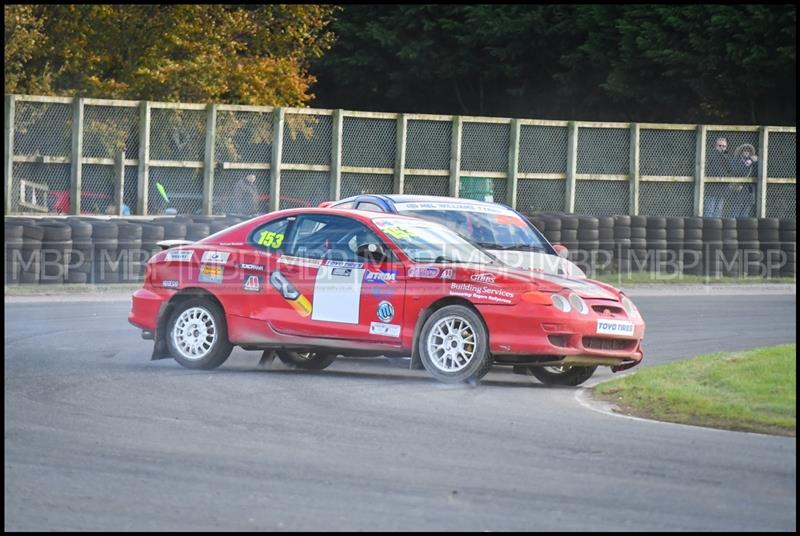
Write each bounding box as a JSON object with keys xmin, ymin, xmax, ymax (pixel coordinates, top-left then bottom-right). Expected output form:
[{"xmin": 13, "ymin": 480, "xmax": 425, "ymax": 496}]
[
  {"xmin": 171, "ymin": 306, "xmax": 217, "ymax": 361},
  {"xmin": 426, "ymin": 315, "xmax": 478, "ymax": 373}
]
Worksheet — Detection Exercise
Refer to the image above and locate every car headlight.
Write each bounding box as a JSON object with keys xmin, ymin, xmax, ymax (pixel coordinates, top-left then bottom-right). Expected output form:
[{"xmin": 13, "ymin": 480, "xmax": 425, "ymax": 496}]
[
  {"xmin": 621, "ymin": 295, "xmax": 640, "ymax": 319},
  {"xmin": 569, "ymin": 293, "xmax": 589, "ymax": 314},
  {"xmin": 551, "ymin": 294, "xmax": 571, "ymax": 312}
]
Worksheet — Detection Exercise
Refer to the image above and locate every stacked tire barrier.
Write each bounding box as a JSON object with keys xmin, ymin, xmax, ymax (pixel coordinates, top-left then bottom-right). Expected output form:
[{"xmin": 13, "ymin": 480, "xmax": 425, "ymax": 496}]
[{"xmin": 3, "ymin": 213, "xmax": 796, "ymax": 284}]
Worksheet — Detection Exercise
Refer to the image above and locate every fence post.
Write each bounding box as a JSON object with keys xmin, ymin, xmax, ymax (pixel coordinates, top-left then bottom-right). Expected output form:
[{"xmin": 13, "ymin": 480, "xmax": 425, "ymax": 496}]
[
  {"xmin": 330, "ymin": 109, "xmax": 343, "ymax": 200},
  {"xmin": 565, "ymin": 121, "xmax": 578, "ymax": 212},
  {"xmin": 756, "ymin": 126, "xmax": 769, "ymax": 218},
  {"xmin": 449, "ymin": 116, "xmax": 462, "ymax": 197},
  {"xmin": 693, "ymin": 124, "xmax": 707, "ymax": 217},
  {"xmin": 137, "ymin": 101, "xmax": 151, "ymax": 215},
  {"xmin": 629, "ymin": 123, "xmax": 640, "ymax": 215},
  {"xmin": 69, "ymin": 97, "xmax": 84, "ymax": 215},
  {"xmin": 114, "ymin": 150, "xmax": 125, "ymax": 216},
  {"xmin": 394, "ymin": 113, "xmax": 407, "ymax": 195},
  {"xmin": 4, "ymin": 95, "xmax": 15, "ymax": 214},
  {"xmin": 202, "ymin": 103, "xmax": 217, "ymax": 215},
  {"xmin": 507, "ymin": 118, "xmax": 520, "ymax": 209},
  {"xmin": 269, "ymin": 108, "xmax": 284, "ymax": 212}
]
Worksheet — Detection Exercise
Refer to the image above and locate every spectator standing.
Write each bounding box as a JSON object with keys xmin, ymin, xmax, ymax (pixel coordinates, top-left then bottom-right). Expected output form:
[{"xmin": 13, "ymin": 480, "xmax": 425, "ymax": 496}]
[{"xmin": 232, "ymin": 173, "xmax": 259, "ymax": 216}]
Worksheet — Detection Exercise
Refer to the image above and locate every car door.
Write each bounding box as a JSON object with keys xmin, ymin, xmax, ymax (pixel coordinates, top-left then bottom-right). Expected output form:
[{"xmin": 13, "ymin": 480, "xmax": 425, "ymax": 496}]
[{"xmin": 268, "ymin": 213, "xmax": 405, "ymax": 343}]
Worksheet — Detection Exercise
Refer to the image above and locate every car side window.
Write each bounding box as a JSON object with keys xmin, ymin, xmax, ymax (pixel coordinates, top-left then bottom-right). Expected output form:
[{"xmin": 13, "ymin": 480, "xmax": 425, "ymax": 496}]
[
  {"xmin": 287, "ymin": 214, "xmax": 386, "ymax": 262},
  {"xmin": 249, "ymin": 217, "xmax": 292, "ymax": 252},
  {"xmin": 355, "ymin": 202, "xmax": 385, "ymax": 213}
]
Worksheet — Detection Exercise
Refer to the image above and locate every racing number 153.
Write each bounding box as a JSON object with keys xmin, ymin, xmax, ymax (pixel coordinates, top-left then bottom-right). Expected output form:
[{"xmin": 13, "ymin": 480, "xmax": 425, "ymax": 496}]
[{"xmin": 258, "ymin": 230, "xmax": 284, "ymax": 249}]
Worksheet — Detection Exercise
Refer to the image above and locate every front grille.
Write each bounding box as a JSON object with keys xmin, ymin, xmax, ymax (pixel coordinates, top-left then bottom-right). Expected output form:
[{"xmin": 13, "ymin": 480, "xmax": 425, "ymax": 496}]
[
  {"xmin": 582, "ymin": 337, "xmax": 637, "ymax": 352},
  {"xmin": 591, "ymin": 304, "xmax": 624, "ymax": 315}
]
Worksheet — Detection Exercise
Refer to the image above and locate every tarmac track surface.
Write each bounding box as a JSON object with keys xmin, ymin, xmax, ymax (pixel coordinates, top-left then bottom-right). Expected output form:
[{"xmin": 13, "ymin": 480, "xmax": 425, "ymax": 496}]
[{"xmin": 4, "ymin": 293, "xmax": 796, "ymax": 531}]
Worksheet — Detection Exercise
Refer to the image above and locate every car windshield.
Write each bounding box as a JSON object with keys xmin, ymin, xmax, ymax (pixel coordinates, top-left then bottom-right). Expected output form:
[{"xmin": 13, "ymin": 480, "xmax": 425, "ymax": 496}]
[
  {"xmin": 394, "ymin": 201, "xmax": 550, "ymax": 252},
  {"xmin": 373, "ymin": 217, "xmax": 495, "ymax": 265}
]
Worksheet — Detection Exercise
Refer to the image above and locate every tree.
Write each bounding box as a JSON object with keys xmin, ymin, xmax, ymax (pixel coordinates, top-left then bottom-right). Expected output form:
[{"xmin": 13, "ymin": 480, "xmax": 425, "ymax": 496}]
[{"xmin": 4, "ymin": 4, "xmax": 338, "ymax": 106}]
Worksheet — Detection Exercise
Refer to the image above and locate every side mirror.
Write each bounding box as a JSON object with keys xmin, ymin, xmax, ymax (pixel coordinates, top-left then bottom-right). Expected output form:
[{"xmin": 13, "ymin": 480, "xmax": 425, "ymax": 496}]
[
  {"xmin": 552, "ymin": 244, "xmax": 569, "ymax": 258},
  {"xmin": 356, "ymin": 242, "xmax": 388, "ymax": 262}
]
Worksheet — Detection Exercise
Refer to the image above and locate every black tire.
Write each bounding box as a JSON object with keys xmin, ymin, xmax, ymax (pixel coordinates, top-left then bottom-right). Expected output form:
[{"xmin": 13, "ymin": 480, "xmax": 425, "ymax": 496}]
[
  {"xmin": 186, "ymin": 223, "xmax": 211, "ymax": 241},
  {"xmin": 141, "ymin": 224, "xmax": 166, "ymax": 240},
  {"xmin": 66, "ymin": 271, "xmax": 88, "ymax": 284},
  {"xmin": 91, "ymin": 222, "xmax": 118, "ymax": 239},
  {"xmin": 561, "ymin": 229, "xmax": 578, "ymax": 241},
  {"xmin": 630, "ymin": 227, "xmax": 647, "ymax": 239},
  {"xmin": 21, "ymin": 224, "xmax": 45, "ymax": 241},
  {"xmin": 545, "ymin": 231, "xmax": 562, "ymax": 244},
  {"xmin": 561, "ymin": 216, "xmax": 579, "ymax": 230},
  {"xmin": 684, "ymin": 217, "xmax": 703, "ymax": 230},
  {"xmin": 598, "ymin": 228, "xmax": 614, "ymax": 240},
  {"xmin": 646, "ymin": 216, "xmax": 666, "ymax": 229},
  {"xmin": 737, "ymin": 229, "xmax": 758, "ymax": 241},
  {"xmin": 758, "ymin": 218, "xmax": 780, "ymax": 230},
  {"xmin": 721, "ymin": 218, "xmax": 737, "ymax": 230},
  {"xmin": 647, "ymin": 228, "xmax": 667, "ymax": 240},
  {"xmin": 578, "ymin": 216, "xmax": 599, "ymax": 230},
  {"xmin": 666, "ymin": 228, "xmax": 685, "ymax": 240},
  {"xmin": 597, "ymin": 216, "xmax": 614, "ymax": 229},
  {"xmin": 526, "ymin": 365, "xmax": 597, "ymax": 386},
  {"xmin": 779, "ymin": 230, "xmax": 796, "ymax": 242},
  {"xmin": 666, "ymin": 217, "xmax": 685, "ymax": 229},
  {"xmin": 614, "ymin": 226, "xmax": 632, "ymax": 239},
  {"xmin": 161, "ymin": 222, "xmax": 187, "ymax": 240},
  {"xmin": 117, "ymin": 222, "xmax": 143, "ymax": 240},
  {"xmin": 613, "ymin": 215, "xmax": 631, "ymax": 227},
  {"xmin": 166, "ymin": 298, "xmax": 233, "ymax": 370},
  {"xmin": 703, "ymin": 218, "xmax": 723, "ymax": 230},
  {"xmin": 274, "ymin": 349, "xmax": 338, "ymax": 370},
  {"xmin": 779, "ymin": 220, "xmax": 796, "ymax": 231},
  {"xmin": 66, "ymin": 219, "xmax": 93, "ymax": 239},
  {"xmin": 418, "ymin": 305, "xmax": 492, "ymax": 384},
  {"xmin": 630, "ymin": 215, "xmax": 647, "ymax": 227},
  {"xmin": 577, "ymin": 229, "xmax": 599, "ymax": 241},
  {"xmin": 5, "ymin": 223, "xmax": 23, "ymax": 239},
  {"xmin": 544, "ymin": 218, "xmax": 562, "ymax": 231},
  {"xmin": 736, "ymin": 217, "xmax": 758, "ymax": 230}
]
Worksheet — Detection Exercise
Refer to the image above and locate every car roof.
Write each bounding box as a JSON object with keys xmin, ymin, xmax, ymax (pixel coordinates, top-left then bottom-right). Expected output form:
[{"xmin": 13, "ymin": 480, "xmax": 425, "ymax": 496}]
[{"xmin": 336, "ymin": 194, "xmax": 511, "ymax": 209}]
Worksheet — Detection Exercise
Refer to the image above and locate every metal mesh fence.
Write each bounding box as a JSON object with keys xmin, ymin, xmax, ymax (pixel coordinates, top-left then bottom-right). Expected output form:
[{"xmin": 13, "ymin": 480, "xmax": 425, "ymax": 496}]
[
  {"xmin": 10, "ymin": 162, "xmax": 71, "ymax": 213},
  {"xmin": 342, "ymin": 117, "xmax": 396, "ymax": 168},
  {"xmin": 278, "ymin": 170, "xmax": 330, "ymax": 209},
  {"xmin": 80, "ymin": 164, "xmax": 116, "ymax": 214},
  {"xmin": 576, "ymin": 127, "xmax": 629, "ymax": 175},
  {"xmin": 705, "ymin": 130, "xmax": 759, "ymax": 178},
  {"xmin": 341, "ymin": 173, "xmax": 393, "ymax": 198},
  {"xmin": 518, "ymin": 125, "xmax": 568, "ymax": 173},
  {"xmin": 639, "ymin": 182, "xmax": 694, "ymax": 216},
  {"xmin": 575, "ymin": 180, "xmax": 629, "ymax": 215},
  {"xmin": 458, "ymin": 177, "xmax": 507, "ymax": 204},
  {"xmin": 515, "ymin": 179, "xmax": 565, "ymax": 216},
  {"xmin": 404, "ymin": 175, "xmax": 449, "ymax": 196},
  {"xmin": 148, "ymin": 167, "xmax": 203, "ymax": 215},
  {"xmin": 14, "ymin": 101, "xmax": 72, "ymax": 157},
  {"xmin": 640, "ymin": 129, "xmax": 695, "ymax": 177},
  {"xmin": 83, "ymin": 105, "xmax": 139, "ymax": 159},
  {"xmin": 123, "ymin": 166, "xmax": 138, "ymax": 214},
  {"xmin": 767, "ymin": 132, "xmax": 796, "ymax": 178},
  {"xmin": 406, "ymin": 119, "xmax": 451, "ymax": 170},
  {"xmin": 149, "ymin": 108, "xmax": 206, "ymax": 161},
  {"xmin": 703, "ymin": 182, "xmax": 756, "ymax": 218},
  {"xmin": 283, "ymin": 113, "xmax": 332, "ymax": 165},
  {"xmin": 213, "ymin": 169, "xmax": 271, "ymax": 215},
  {"xmin": 765, "ymin": 183, "xmax": 796, "ymax": 219},
  {"xmin": 461, "ymin": 122, "xmax": 510, "ymax": 172},
  {"xmin": 215, "ymin": 110, "xmax": 273, "ymax": 163}
]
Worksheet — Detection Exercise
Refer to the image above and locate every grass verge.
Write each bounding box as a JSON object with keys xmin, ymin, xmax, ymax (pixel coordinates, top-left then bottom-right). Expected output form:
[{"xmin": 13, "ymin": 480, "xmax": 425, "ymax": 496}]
[
  {"xmin": 593, "ymin": 344, "xmax": 796, "ymax": 436},
  {"xmin": 592, "ymin": 273, "xmax": 796, "ymax": 285}
]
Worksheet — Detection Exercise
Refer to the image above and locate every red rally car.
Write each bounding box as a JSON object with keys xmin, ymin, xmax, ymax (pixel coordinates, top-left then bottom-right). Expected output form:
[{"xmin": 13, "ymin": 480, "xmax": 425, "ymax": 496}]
[{"xmin": 129, "ymin": 208, "xmax": 645, "ymax": 386}]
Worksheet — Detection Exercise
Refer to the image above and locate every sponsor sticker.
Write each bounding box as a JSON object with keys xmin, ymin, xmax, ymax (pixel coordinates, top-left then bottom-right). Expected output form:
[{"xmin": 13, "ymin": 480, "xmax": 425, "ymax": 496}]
[
  {"xmin": 471, "ymin": 273, "xmax": 496, "ymax": 284},
  {"xmin": 240, "ymin": 263, "xmax": 265, "ymax": 272},
  {"xmin": 449, "ymin": 282, "xmax": 515, "ymax": 304},
  {"xmin": 365, "ymin": 270, "xmax": 397, "ymax": 283},
  {"xmin": 369, "ymin": 321, "xmax": 401, "ymax": 338},
  {"xmin": 323, "ymin": 260, "xmax": 364, "ymax": 269},
  {"xmin": 331, "ymin": 268, "xmax": 352, "ymax": 277},
  {"xmin": 440, "ymin": 268, "xmax": 454, "ymax": 280},
  {"xmin": 377, "ymin": 301, "xmax": 395, "ymax": 322},
  {"xmin": 162, "ymin": 279, "xmax": 179, "ymax": 288},
  {"xmin": 199, "ymin": 264, "xmax": 224, "ymax": 283},
  {"xmin": 278, "ymin": 255, "xmax": 323, "ymax": 268},
  {"xmin": 165, "ymin": 249, "xmax": 193, "ymax": 262},
  {"xmin": 398, "ymin": 201, "xmax": 507, "ymax": 214},
  {"xmin": 269, "ymin": 271, "xmax": 312, "ymax": 317},
  {"xmin": 201, "ymin": 251, "xmax": 230, "ymax": 265},
  {"xmin": 243, "ymin": 275, "xmax": 262, "ymax": 292},
  {"xmin": 408, "ymin": 266, "xmax": 440, "ymax": 278},
  {"xmin": 596, "ymin": 319, "xmax": 635, "ymax": 336}
]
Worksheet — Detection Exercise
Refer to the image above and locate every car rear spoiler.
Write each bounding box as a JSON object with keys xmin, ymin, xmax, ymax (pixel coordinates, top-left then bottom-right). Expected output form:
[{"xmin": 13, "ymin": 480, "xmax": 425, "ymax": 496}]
[
  {"xmin": 318, "ymin": 200, "xmax": 334, "ymax": 208},
  {"xmin": 156, "ymin": 239, "xmax": 194, "ymax": 250}
]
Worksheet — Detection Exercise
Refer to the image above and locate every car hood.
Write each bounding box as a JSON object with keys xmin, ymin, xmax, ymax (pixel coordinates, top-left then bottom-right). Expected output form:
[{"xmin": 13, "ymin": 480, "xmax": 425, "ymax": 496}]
[
  {"xmin": 487, "ymin": 249, "xmax": 586, "ymax": 279},
  {"xmin": 530, "ymin": 273, "xmax": 620, "ymax": 300}
]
